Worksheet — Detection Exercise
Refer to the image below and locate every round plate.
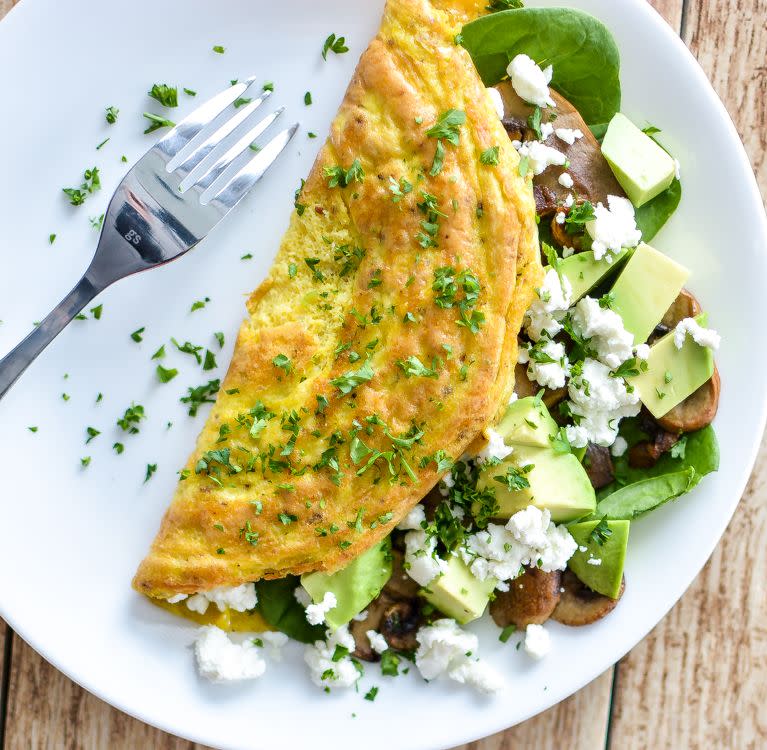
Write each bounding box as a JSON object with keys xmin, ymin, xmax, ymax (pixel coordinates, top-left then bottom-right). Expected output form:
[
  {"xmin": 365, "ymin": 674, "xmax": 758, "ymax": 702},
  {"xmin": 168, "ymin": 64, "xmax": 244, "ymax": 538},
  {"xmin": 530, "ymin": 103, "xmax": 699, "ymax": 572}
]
[{"xmin": 0, "ymin": 1, "xmax": 764, "ymax": 748}]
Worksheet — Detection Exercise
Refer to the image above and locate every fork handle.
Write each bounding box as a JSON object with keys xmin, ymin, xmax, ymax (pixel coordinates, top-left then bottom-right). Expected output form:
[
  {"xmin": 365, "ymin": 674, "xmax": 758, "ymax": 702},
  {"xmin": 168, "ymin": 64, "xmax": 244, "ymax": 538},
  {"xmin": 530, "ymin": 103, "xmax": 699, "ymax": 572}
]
[{"xmin": 0, "ymin": 275, "xmax": 101, "ymax": 401}]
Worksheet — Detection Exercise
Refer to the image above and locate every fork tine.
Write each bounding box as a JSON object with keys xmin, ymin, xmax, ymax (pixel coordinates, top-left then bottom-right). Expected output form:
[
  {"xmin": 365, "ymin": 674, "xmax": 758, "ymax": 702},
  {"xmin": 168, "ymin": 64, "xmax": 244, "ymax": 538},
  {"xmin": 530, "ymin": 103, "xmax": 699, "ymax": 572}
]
[
  {"xmin": 170, "ymin": 90, "xmax": 273, "ymax": 178},
  {"xmin": 154, "ymin": 76, "xmax": 257, "ymax": 160},
  {"xmin": 203, "ymin": 124, "xmax": 300, "ymax": 211},
  {"xmin": 187, "ymin": 107, "xmax": 286, "ymax": 193}
]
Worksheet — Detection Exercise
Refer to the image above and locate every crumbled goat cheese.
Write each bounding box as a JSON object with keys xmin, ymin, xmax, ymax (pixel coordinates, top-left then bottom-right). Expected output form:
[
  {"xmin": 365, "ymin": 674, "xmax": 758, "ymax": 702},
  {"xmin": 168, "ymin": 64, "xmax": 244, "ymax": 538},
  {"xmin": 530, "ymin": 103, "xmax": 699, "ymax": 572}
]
[
  {"xmin": 461, "ymin": 505, "xmax": 577, "ymax": 584},
  {"xmin": 194, "ymin": 625, "xmax": 266, "ymax": 682},
  {"xmin": 674, "ymin": 318, "xmax": 721, "ymax": 350},
  {"xmin": 474, "ymin": 427, "xmax": 513, "ymax": 463},
  {"xmin": 587, "ymin": 557, "xmax": 603, "ymax": 566},
  {"xmin": 611, "ymin": 436, "xmax": 628, "ymax": 457},
  {"xmin": 366, "ymin": 630, "xmax": 389, "ymax": 654},
  {"xmin": 415, "ymin": 619, "xmax": 502, "ymax": 693},
  {"xmin": 397, "ymin": 503, "xmax": 426, "ymax": 530},
  {"xmin": 305, "ymin": 591, "xmax": 337, "ymax": 626},
  {"xmin": 185, "ymin": 583, "xmax": 258, "ymax": 615},
  {"xmin": 554, "ymin": 127, "xmax": 584, "ymax": 145},
  {"xmin": 674, "ymin": 158, "xmax": 682, "ymax": 180},
  {"xmin": 507, "ymin": 54, "xmax": 555, "ymax": 108},
  {"xmin": 635, "ymin": 343, "xmax": 650, "ymax": 360},
  {"xmin": 524, "ymin": 624, "xmax": 551, "ymax": 660},
  {"xmin": 540, "ymin": 121, "xmax": 554, "ymax": 140},
  {"xmin": 258, "ymin": 631, "xmax": 289, "ymax": 660},
  {"xmin": 487, "ymin": 87, "xmax": 504, "ymax": 120},
  {"xmin": 555, "ymin": 211, "xmax": 566, "ymax": 224},
  {"xmin": 166, "ymin": 593, "xmax": 187, "ymax": 604},
  {"xmin": 570, "ymin": 296, "xmax": 635, "ymax": 369},
  {"xmin": 294, "ymin": 586, "xmax": 312, "ymax": 608},
  {"xmin": 304, "ymin": 625, "xmax": 360, "ymax": 689},
  {"xmin": 586, "ymin": 195, "xmax": 642, "ymax": 261},
  {"xmin": 352, "ymin": 610, "xmax": 369, "ymax": 622},
  {"xmin": 562, "ymin": 245, "xmax": 576, "ymax": 258},
  {"xmin": 404, "ymin": 529, "xmax": 448, "ymax": 586},
  {"xmin": 516, "ymin": 140, "xmax": 567, "ymax": 175},
  {"xmin": 565, "ymin": 358, "xmax": 641, "ymax": 448},
  {"xmin": 564, "ymin": 193, "xmax": 575, "ymax": 208},
  {"xmin": 558, "ymin": 172, "xmax": 574, "ymax": 188},
  {"xmin": 521, "ymin": 338, "xmax": 570, "ymax": 390},
  {"xmin": 525, "ymin": 267, "xmax": 573, "ymax": 341}
]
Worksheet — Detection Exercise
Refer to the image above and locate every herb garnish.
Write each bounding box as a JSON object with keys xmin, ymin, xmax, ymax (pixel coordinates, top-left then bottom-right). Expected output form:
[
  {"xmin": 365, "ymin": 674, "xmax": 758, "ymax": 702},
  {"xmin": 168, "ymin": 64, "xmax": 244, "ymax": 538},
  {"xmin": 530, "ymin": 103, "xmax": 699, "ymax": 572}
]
[
  {"xmin": 105, "ymin": 106, "xmax": 119, "ymax": 124},
  {"xmin": 143, "ymin": 113, "xmax": 176, "ymax": 134},
  {"xmin": 480, "ymin": 146, "xmax": 500, "ymax": 165},
  {"xmin": 148, "ymin": 84, "xmax": 178, "ymax": 108},
  {"xmin": 156, "ymin": 364, "xmax": 179, "ymax": 383},
  {"xmin": 330, "ymin": 359, "xmax": 374, "ymax": 394},
  {"xmin": 181, "ymin": 379, "xmax": 220, "ymax": 416},
  {"xmin": 63, "ymin": 167, "xmax": 101, "ymax": 206},
  {"xmin": 322, "ymin": 33, "xmax": 349, "ymax": 59},
  {"xmin": 324, "ymin": 158, "xmax": 364, "ymax": 188}
]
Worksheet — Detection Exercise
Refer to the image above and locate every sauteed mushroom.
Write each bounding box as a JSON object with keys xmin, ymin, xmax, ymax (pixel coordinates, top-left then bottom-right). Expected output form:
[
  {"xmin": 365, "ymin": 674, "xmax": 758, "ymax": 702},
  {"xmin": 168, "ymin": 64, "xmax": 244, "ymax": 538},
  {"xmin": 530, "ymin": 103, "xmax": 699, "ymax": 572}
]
[
  {"xmin": 490, "ymin": 567, "xmax": 562, "ymax": 629},
  {"xmin": 350, "ymin": 593, "xmax": 393, "ymax": 661},
  {"xmin": 551, "ymin": 569, "xmax": 625, "ymax": 626},
  {"xmin": 382, "ymin": 548, "xmax": 420, "ymax": 600},
  {"xmin": 380, "ymin": 599, "xmax": 422, "ymax": 652},
  {"xmin": 628, "ymin": 429, "xmax": 679, "ymax": 469},
  {"xmin": 583, "ymin": 444, "xmax": 614, "ymax": 489}
]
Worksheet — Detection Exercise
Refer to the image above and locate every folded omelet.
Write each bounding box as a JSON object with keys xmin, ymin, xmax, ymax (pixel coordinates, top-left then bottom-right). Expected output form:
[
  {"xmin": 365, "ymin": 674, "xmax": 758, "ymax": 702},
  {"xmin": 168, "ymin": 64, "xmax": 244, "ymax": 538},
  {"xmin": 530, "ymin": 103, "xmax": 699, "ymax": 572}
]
[{"xmin": 133, "ymin": 0, "xmax": 540, "ymax": 599}]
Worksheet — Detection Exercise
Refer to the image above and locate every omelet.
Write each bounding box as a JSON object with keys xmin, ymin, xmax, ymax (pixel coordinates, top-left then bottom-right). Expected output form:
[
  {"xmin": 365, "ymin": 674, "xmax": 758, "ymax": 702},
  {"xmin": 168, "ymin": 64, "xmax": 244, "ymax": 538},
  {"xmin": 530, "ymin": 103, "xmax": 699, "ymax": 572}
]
[{"xmin": 133, "ymin": 0, "xmax": 541, "ymax": 600}]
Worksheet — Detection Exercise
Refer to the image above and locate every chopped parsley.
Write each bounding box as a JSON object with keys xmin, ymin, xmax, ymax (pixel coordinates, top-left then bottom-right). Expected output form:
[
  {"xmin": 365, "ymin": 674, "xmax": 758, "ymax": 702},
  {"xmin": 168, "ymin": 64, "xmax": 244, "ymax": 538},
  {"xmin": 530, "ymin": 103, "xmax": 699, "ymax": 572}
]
[
  {"xmin": 380, "ymin": 650, "xmax": 400, "ymax": 676},
  {"xmin": 156, "ymin": 364, "xmax": 178, "ymax": 383},
  {"xmin": 62, "ymin": 166, "xmax": 101, "ymax": 206},
  {"xmin": 151, "ymin": 345, "xmax": 166, "ymax": 360},
  {"xmin": 425, "ymin": 109, "xmax": 466, "ymax": 176},
  {"xmin": 181, "ymin": 379, "xmax": 220, "ymax": 416},
  {"xmin": 564, "ymin": 201, "xmax": 596, "ymax": 234},
  {"xmin": 272, "ymin": 353, "xmax": 293, "ymax": 374},
  {"xmin": 278, "ymin": 512, "xmax": 297, "ymax": 525},
  {"xmin": 304, "ymin": 91, "xmax": 312, "ymax": 105},
  {"xmin": 85, "ymin": 426, "xmax": 101, "ymax": 444},
  {"xmin": 396, "ymin": 356, "xmax": 439, "ymax": 379},
  {"xmin": 117, "ymin": 403, "xmax": 145, "ymax": 434},
  {"xmin": 172, "ymin": 338, "xmax": 203, "ymax": 364},
  {"xmin": 499, "ymin": 624, "xmax": 517, "ymax": 643},
  {"xmin": 589, "ymin": 517, "xmax": 613, "ymax": 546},
  {"xmin": 49, "ymin": 234, "xmax": 56, "ymax": 244},
  {"xmin": 130, "ymin": 327, "xmax": 145, "ymax": 342},
  {"xmin": 322, "ymin": 33, "xmax": 349, "ymax": 60},
  {"xmin": 183, "ymin": 88, "xmax": 197, "ymax": 97},
  {"xmin": 212, "ymin": 45, "xmax": 225, "ymax": 54},
  {"xmin": 432, "ymin": 266, "xmax": 484, "ymax": 333},
  {"xmin": 494, "ymin": 463, "xmax": 532, "ymax": 491},
  {"xmin": 105, "ymin": 106, "xmax": 119, "ymax": 124},
  {"xmin": 148, "ymin": 83, "xmax": 178, "ymax": 108},
  {"xmin": 190, "ymin": 297, "xmax": 210, "ymax": 312},
  {"xmin": 113, "ymin": 442, "xmax": 124, "ymax": 455},
  {"xmin": 143, "ymin": 113, "xmax": 176, "ymax": 134},
  {"xmin": 329, "ymin": 359, "xmax": 374, "ymax": 394},
  {"xmin": 480, "ymin": 146, "xmax": 500, "ymax": 165},
  {"xmin": 388, "ymin": 176, "xmax": 413, "ymax": 203},
  {"xmin": 144, "ymin": 463, "xmax": 158, "ymax": 482},
  {"xmin": 203, "ymin": 350, "xmax": 218, "ymax": 371},
  {"xmin": 214, "ymin": 331, "xmax": 225, "ymax": 348},
  {"xmin": 324, "ymin": 158, "xmax": 364, "ymax": 188},
  {"xmin": 364, "ymin": 686, "xmax": 379, "ymax": 702},
  {"xmin": 90, "ymin": 304, "xmax": 103, "ymax": 320}
]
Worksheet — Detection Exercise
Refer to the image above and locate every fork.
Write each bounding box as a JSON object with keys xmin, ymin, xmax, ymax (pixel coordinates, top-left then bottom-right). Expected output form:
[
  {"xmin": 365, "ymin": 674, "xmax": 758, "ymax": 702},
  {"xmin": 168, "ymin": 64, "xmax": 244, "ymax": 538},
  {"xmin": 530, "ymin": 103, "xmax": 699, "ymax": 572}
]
[{"xmin": 0, "ymin": 77, "xmax": 298, "ymax": 400}]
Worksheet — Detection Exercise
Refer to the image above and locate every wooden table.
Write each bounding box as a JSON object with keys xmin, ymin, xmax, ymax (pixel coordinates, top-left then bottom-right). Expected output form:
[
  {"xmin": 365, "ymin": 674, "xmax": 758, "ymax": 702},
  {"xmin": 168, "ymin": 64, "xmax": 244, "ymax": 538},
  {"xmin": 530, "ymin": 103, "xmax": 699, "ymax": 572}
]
[{"xmin": 0, "ymin": 0, "xmax": 765, "ymax": 747}]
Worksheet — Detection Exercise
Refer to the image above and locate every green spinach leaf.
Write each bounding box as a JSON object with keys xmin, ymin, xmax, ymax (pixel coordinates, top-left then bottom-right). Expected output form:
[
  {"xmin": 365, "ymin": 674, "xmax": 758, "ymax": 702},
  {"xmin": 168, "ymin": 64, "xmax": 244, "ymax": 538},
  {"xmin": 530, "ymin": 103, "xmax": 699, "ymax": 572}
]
[
  {"xmin": 461, "ymin": 7, "xmax": 621, "ymax": 126},
  {"xmin": 635, "ymin": 177, "xmax": 682, "ymax": 242},
  {"xmin": 595, "ymin": 425, "xmax": 719, "ymax": 519},
  {"xmin": 255, "ymin": 576, "xmax": 325, "ymax": 643}
]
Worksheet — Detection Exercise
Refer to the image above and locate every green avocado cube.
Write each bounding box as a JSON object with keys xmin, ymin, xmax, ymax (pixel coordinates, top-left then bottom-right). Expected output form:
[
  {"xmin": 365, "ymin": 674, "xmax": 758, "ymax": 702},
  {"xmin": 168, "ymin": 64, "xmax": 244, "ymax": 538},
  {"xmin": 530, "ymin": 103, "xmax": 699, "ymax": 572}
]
[
  {"xmin": 560, "ymin": 248, "xmax": 629, "ymax": 302},
  {"xmin": 301, "ymin": 539, "xmax": 392, "ymax": 629},
  {"xmin": 495, "ymin": 396, "xmax": 558, "ymax": 448},
  {"xmin": 609, "ymin": 243, "xmax": 689, "ymax": 344},
  {"xmin": 421, "ymin": 555, "xmax": 496, "ymax": 624},
  {"xmin": 478, "ymin": 444, "xmax": 596, "ymax": 523},
  {"xmin": 601, "ymin": 113, "xmax": 676, "ymax": 207},
  {"xmin": 630, "ymin": 313, "xmax": 714, "ymax": 418},
  {"xmin": 567, "ymin": 519, "xmax": 630, "ymax": 599}
]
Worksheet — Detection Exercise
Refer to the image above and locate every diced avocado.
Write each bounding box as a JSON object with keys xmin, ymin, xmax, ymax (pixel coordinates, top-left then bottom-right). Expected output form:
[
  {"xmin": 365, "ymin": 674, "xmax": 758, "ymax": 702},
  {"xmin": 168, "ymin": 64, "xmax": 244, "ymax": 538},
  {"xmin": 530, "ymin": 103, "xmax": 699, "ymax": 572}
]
[
  {"xmin": 301, "ymin": 539, "xmax": 392, "ymax": 629},
  {"xmin": 495, "ymin": 396, "xmax": 558, "ymax": 448},
  {"xmin": 630, "ymin": 313, "xmax": 714, "ymax": 419},
  {"xmin": 601, "ymin": 113, "xmax": 676, "ymax": 207},
  {"xmin": 478, "ymin": 444, "xmax": 596, "ymax": 523},
  {"xmin": 566, "ymin": 520, "xmax": 630, "ymax": 599},
  {"xmin": 609, "ymin": 243, "xmax": 689, "ymax": 344},
  {"xmin": 560, "ymin": 248, "xmax": 629, "ymax": 302},
  {"xmin": 421, "ymin": 555, "xmax": 496, "ymax": 624}
]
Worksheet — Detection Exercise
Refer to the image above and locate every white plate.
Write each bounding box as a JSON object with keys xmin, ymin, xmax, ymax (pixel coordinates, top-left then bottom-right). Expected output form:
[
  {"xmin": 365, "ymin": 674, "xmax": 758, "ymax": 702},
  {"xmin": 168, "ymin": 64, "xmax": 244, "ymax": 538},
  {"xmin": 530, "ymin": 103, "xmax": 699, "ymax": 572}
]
[{"xmin": 0, "ymin": 1, "xmax": 764, "ymax": 748}]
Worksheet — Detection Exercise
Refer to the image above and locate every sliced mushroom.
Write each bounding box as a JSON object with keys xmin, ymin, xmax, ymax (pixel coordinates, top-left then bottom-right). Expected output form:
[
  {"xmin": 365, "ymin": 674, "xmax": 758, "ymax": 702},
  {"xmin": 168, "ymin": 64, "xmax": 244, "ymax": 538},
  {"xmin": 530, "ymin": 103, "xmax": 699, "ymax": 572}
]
[
  {"xmin": 490, "ymin": 567, "xmax": 562, "ymax": 629},
  {"xmin": 661, "ymin": 288, "xmax": 702, "ymax": 329},
  {"xmin": 382, "ymin": 548, "xmax": 421, "ymax": 600},
  {"xmin": 657, "ymin": 367, "xmax": 721, "ymax": 433},
  {"xmin": 583, "ymin": 444, "xmax": 615, "ymax": 489},
  {"xmin": 551, "ymin": 569, "xmax": 625, "ymax": 626},
  {"xmin": 380, "ymin": 599, "xmax": 422, "ymax": 652},
  {"xmin": 350, "ymin": 593, "xmax": 393, "ymax": 661},
  {"xmin": 494, "ymin": 82, "xmax": 625, "ymax": 216},
  {"xmin": 628, "ymin": 429, "xmax": 679, "ymax": 469}
]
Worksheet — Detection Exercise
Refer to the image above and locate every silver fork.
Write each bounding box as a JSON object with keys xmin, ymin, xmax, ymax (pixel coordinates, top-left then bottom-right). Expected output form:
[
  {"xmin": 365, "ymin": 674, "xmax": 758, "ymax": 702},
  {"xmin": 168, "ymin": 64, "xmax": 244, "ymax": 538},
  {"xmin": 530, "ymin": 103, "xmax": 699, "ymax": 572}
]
[{"xmin": 0, "ymin": 78, "xmax": 298, "ymax": 400}]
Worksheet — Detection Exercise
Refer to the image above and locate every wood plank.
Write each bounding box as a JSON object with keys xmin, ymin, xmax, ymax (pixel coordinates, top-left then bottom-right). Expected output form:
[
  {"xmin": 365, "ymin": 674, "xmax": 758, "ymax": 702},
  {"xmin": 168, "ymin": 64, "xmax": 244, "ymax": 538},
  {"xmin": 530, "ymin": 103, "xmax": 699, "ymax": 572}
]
[
  {"xmin": 452, "ymin": 670, "xmax": 614, "ymax": 750},
  {"xmin": 609, "ymin": 0, "xmax": 767, "ymax": 747},
  {"xmin": 3, "ymin": 635, "xmax": 212, "ymax": 750},
  {"xmin": 648, "ymin": 0, "xmax": 684, "ymax": 30}
]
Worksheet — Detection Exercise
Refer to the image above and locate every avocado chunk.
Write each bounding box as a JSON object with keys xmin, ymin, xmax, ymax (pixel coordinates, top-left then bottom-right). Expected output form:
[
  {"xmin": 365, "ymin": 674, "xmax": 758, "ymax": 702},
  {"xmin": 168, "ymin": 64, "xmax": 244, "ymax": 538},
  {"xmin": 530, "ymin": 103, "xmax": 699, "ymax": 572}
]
[
  {"xmin": 609, "ymin": 243, "xmax": 689, "ymax": 344},
  {"xmin": 479, "ymin": 443, "xmax": 596, "ymax": 523},
  {"xmin": 421, "ymin": 555, "xmax": 496, "ymax": 624},
  {"xmin": 629, "ymin": 313, "xmax": 715, "ymax": 419},
  {"xmin": 560, "ymin": 248, "xmax": 629, "ymax": 302},
  {"xmin": 566, "ymin": 520, "xmax": 630, "ymax": 599},
  {"xmin": 495, "ymin": 396, "xmax": 558, "ymax": 448},
  {"xmin": 601, "ymin": 113, "xmax": 676, "ymax": 207},
  {"xmin": 301, "ymin": 539, "xmax": 392, "ymax": 629}
]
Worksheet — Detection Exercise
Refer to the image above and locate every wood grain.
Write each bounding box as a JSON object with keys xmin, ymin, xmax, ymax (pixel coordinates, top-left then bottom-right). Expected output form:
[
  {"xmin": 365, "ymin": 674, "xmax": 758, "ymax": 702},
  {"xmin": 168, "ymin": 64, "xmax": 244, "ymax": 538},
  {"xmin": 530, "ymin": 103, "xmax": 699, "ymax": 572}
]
[
  {"xmin": 3, "ymin": 637, "xmax": 210, "ymax": 750},
  {"xmin": 453, "ymin": 670, "xmax": 614, "ymax": 750}
]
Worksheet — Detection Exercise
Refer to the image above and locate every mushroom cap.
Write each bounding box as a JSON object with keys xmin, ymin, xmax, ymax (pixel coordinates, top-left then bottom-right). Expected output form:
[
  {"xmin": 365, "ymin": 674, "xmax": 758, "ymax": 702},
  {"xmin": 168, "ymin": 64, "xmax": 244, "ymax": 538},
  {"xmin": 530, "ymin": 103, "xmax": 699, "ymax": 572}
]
[
  {"xmin": 489, "ymin": 567, "xmax": 562, "ymax": 629},
  {"xmin": 551, "ymin": 569, "xmax": 625, "ymax": 626}
]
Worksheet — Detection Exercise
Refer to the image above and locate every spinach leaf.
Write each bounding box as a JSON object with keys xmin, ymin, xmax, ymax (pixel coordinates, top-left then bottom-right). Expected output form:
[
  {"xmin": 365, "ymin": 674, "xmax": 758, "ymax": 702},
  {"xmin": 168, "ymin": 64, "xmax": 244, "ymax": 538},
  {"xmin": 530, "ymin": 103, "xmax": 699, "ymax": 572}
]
[
  {"xmin": 595, "ymin": 425, "xmax": 719, "ymax": 519},
  {"xmin": 595, "ymin": 468, "xmax": 697, "ymax": 520},
  {"xmin": 255, "ymin": 576, "xmax": 324, "ymax": 644},
  {"xmin": 461, "ymin": 7, "xmax": 621, "ymax": 126},
  {"xmin": 635, "ymin": 178, "xmax": 682, "ymax": 242}
]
